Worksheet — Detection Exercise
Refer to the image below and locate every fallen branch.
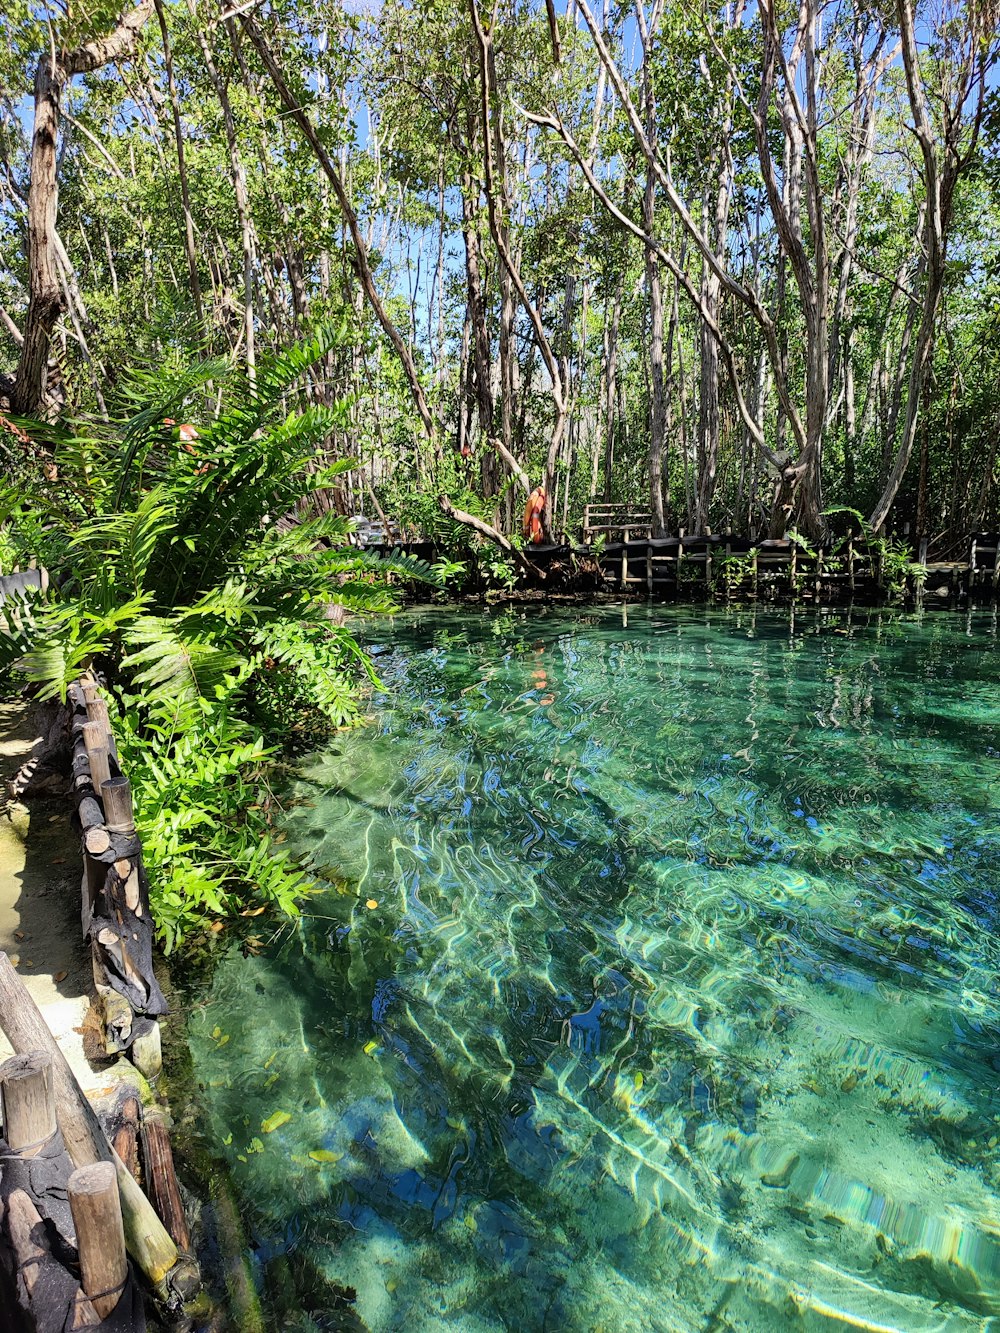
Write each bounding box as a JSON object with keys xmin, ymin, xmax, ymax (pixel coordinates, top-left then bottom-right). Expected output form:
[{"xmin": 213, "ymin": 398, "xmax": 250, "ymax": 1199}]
[{"xmin": 437, "ymin": 495, "xmax": 545, "ymax": 581}]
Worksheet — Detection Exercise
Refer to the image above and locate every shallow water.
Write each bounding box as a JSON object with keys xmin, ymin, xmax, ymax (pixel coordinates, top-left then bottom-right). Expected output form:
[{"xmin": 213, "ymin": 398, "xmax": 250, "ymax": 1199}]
[{"xmin": 187, "ymin": 604, "xmax": 1000, "ymax": 1331}]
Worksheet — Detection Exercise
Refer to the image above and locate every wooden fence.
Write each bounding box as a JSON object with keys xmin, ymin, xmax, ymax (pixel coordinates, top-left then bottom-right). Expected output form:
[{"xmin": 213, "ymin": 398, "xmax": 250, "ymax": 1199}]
[
  {"xmin": 0, "ymin": 676, "xmax": 200, "ymax": 1330},
  {"xmin": 590, "ymin": 532, "xmax": 1000, "ymax": 602}
]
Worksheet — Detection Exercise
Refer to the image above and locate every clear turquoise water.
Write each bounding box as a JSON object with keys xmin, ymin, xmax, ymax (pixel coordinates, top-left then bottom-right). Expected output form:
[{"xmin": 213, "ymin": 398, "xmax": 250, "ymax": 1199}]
[{"xmin": 187, "ymin": 605, "xmax": 1000, "ymax": 1331}]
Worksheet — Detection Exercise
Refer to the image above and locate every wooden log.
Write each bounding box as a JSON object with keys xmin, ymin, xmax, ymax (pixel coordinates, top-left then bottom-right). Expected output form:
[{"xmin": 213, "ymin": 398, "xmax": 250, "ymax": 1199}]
[
  {"xmin": 100, "ymin": 777, "xmax": 134, "ymax": 834},
  {"xmin": 211, "ymin": 1172, "xmax": 266, "ymax": 1333},
  {"xmin": 0, "ymin": 1051, "xmax": 56, "ymax": 1157},
  {"xmin": 0, "ymin": 952, "xmax": 181, "ymax": 1294},
  {"xmin": 437, "ymin": 494, "xmax": 545, "ymax": 580},
  {"xmin": 78, "ymin": 795, "xmax": 105, "ymax": 832},
  {"xmin": 142, "ymin": 1103, "xmax": 191, "ymax": 1252},
  {"xmin": 110, "ymin": 1090, "xmax": 142, "ymax": 1182},
  {"xmin": 68, "ymin": 1162, "xmax": 127, "ymax": 1319},
  {"xmin": 85, "ymin": 830, "xmax": 141, "ymax": 865},
  {"xmin": 83, "ymin": 825, "xmax": 111, "ymax": 856},
  {"xmin": 4, "ymin": 1188, "xmax": 102, "ymax": 1328}
]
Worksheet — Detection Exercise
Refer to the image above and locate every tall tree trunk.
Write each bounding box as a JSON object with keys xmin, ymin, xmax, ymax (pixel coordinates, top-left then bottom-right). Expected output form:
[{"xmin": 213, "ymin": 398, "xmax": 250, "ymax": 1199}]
[
  {"xmin": 868, "ymin": 0, "xmax": 991, "ymax": 532},
  {"xmin": 10, "ymin": 1, "xmax": 153, "ymax": 415}
]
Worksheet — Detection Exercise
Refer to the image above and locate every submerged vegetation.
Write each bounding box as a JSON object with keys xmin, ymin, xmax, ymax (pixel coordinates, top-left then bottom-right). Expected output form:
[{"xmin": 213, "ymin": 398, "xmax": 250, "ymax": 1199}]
[{"xmin": 186, "ymin": 605, "xmax": 1000, "ymax": 1330}]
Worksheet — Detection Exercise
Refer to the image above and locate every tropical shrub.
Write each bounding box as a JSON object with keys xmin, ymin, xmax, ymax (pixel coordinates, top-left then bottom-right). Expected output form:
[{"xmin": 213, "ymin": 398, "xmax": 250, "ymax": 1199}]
[{"xmin": 0, "ymin": 326, "xmax": 440, "ymax": 948}]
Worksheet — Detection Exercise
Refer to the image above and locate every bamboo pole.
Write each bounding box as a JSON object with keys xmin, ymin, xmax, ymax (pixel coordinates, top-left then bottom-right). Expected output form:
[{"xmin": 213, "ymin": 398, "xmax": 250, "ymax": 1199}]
[
  {"xmin": 84, "ymin": 698, "xmax": 111, "ymax": 731},
  {"xmin": 101, "ymin": 777, "xmax": 135, "ymax": 834},
  {"xmin": 0, "ymin": 952, "xmax": 182, "ymax": 1294},
  {"xmin": 85, "ymin": 738, "xmax": 112, "ymax": 794}
]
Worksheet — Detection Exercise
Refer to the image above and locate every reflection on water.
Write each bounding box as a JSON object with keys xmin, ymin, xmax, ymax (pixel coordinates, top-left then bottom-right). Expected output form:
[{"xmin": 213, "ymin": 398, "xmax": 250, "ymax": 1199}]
[{"xmin": 187, "ymin": 605, "xmax": 1000, "ymax": 1331}]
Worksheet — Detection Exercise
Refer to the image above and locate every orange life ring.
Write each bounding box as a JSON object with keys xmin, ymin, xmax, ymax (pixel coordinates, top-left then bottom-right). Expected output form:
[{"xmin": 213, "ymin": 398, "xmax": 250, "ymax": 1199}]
[{"xmin": 522, "ymin": 486, "xmax": 547, "ymax": 544}]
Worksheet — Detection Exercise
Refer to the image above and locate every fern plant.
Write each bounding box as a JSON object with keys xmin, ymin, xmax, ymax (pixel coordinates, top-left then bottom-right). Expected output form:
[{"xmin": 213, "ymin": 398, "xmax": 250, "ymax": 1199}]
[{"xmin": 0, "ymin": 325, "xmax": 440, "ymax": 948}]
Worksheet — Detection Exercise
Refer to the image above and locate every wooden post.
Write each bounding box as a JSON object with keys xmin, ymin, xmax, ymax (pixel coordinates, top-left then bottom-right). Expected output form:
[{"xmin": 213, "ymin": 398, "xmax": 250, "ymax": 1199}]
[
  {"xmin": 84, "ymin": 698, "xmax": 110, "ymax": 730},
  {"xmin": 0, "ymin": 1051, "xmax": 56, "ymax": 1157},
  {"xmin": 751, "ymin": 547, "xmax": 758, "ymax": 598},
  {"xmin": 68, "ymin": 1162, "xmax": 127, "ymax": 1319},
  {"xmin": 0, "ymin": 952, "xmax": 181, "ymax": 1293},
  {"xmin": 789, "ymin": 542, "xmax": 797, "ymax": 595},
  {"xmin": 848, "ymin": 534, "xmax": 855, "ymax": 594},
  {"xmin": 101, "ymin": 777, "xmax": 135, "ymax": 835},
  {"xmin": 705, "ymin": 542, "xmax": 713, "ymax": 594},
  {"xmin": 646, "ymin": 544, "xmax": 653, "ymax": 595}
]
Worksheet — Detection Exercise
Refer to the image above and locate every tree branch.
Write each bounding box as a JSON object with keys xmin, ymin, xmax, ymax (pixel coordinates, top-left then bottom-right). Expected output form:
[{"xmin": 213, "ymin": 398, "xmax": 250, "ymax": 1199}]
[
  {"xmin": 240, "ymin": 12, "xmax": 437, "ymax": 442},
  {"xmin": 437, "ymin": 495, "xmax": 545, "ymax": 580}
]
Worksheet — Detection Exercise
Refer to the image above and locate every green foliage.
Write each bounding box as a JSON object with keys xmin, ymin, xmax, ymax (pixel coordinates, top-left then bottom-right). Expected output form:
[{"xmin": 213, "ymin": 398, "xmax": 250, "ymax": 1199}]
[
  {"xmin": 822, "ymin": 507, "xmax": 927, "ymax": 602},
  {"xmin": 0, "ymin": 329, "xmax": 441, "ymax": 950},
  {"xmin": 114, "ymin": 710, "xmax": 309, "ymax": 954}
]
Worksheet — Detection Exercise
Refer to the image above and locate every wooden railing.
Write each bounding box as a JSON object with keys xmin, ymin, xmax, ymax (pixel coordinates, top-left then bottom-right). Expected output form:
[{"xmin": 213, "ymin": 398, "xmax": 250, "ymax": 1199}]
[{"xmin": 582, "ymin": 503, "xmax": 654, "ymax": 542}]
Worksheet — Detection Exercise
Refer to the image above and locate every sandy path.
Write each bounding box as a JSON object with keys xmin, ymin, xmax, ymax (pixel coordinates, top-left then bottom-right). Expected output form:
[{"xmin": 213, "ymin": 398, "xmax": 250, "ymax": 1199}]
[{"xmin": 0, "ymin": 700, "xmax": 106, "ymax": 1096}]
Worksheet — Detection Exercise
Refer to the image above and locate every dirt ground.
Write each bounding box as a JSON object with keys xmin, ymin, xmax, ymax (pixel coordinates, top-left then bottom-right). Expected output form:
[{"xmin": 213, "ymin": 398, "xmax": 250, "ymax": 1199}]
[{"xmin": 0, "ymin": 699, "xmax": 105, "ymax": 1095}]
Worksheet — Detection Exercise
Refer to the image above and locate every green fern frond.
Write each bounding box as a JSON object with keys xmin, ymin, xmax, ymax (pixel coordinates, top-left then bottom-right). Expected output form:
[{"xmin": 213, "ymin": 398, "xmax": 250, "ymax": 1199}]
[
  {"xmin": 9, "ymin": 595, "xmax": 149, "ymax": 701},
  {"xmin": 324, "ymin": 581, "xmax": 400, "ymax": 614},
  {"xmin": 123, "ymin": 614, "xmax": 247, "ymax": 732},
  {"xmin": 67, "ymin": 487, "xmax": 176, "ymax": 599}
]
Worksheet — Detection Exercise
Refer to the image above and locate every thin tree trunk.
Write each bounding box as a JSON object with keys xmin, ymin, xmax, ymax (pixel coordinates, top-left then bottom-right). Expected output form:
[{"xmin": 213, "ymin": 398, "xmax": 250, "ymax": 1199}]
[{"xmin": 154, "ymin": 0, "xmax": 204, "ymax": 333}]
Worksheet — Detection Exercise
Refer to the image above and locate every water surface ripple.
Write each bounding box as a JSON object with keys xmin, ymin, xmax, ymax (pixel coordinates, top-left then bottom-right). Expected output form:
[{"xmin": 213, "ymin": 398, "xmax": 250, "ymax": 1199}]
[{"xmin": 188, "ymin": 606, "xmax": 1000, "ymax": 1331}]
